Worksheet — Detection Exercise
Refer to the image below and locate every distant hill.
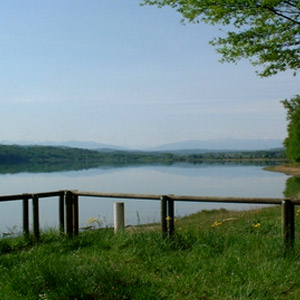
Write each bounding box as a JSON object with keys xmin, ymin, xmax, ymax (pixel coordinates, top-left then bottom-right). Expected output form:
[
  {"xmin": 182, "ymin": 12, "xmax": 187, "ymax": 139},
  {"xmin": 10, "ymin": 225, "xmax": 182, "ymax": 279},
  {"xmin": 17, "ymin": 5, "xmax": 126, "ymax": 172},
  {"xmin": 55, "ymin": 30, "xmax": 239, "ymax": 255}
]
[
  {"xmin": 1, "ymin": 140, "xmax": 127, "ymax": 151},
  {"xmin": 148, "ymin": 138, "xmax": 284, "ymax": 152},
  {"xmin": 0, "ymin": 144, "xmax": 287, "ymax": 174},
  {"xmin": 50, "ymin": 140, "xmax": 128, "ymax": 151}
]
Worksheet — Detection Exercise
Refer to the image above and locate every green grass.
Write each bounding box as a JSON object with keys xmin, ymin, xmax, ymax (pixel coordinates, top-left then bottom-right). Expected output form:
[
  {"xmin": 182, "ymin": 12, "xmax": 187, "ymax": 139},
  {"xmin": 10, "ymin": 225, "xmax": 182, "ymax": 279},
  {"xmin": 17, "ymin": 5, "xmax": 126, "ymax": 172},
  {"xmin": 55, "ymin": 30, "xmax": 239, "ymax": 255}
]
[{"xmin": 0, "ymin": 206, "xmax": 300, "ymax": 299}]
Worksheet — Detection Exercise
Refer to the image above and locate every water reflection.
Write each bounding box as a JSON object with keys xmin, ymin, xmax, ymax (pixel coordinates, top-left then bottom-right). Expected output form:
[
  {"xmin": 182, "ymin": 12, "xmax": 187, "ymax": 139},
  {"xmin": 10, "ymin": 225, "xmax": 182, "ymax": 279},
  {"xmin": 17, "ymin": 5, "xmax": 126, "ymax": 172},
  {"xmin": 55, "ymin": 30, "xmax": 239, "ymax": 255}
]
[{"xmin": 0, "ymin": 164, "xmax": 288, "ymax": 235}]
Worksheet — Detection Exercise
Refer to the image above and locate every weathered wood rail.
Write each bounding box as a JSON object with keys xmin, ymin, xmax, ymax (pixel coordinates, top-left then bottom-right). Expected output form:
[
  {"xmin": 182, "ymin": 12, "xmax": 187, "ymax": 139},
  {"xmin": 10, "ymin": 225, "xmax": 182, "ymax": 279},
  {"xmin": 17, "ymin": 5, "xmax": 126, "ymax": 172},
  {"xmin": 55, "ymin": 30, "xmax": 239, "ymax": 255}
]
[{"xmin": 0, "ymin": 190, "xmax": 298, "ymax": 248}]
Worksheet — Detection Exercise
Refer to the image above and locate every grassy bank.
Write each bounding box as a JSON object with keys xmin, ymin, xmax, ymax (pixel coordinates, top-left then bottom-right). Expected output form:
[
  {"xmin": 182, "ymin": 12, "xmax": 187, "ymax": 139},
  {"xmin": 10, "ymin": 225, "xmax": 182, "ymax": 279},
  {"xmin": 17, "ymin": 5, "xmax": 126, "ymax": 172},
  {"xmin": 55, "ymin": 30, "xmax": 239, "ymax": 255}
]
[{"xmin": 0, "ymin": 206, "xmax": 300, "ymax": 299}]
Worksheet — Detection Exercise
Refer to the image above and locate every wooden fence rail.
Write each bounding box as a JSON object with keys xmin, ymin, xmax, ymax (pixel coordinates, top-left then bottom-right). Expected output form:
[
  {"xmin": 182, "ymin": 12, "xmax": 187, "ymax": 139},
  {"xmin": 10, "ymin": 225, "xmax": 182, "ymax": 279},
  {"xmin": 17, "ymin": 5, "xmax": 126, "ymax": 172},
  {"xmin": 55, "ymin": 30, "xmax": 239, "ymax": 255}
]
[{"xmin": 0, "ymin": 190, "xmax": 298, "ymax": 248}]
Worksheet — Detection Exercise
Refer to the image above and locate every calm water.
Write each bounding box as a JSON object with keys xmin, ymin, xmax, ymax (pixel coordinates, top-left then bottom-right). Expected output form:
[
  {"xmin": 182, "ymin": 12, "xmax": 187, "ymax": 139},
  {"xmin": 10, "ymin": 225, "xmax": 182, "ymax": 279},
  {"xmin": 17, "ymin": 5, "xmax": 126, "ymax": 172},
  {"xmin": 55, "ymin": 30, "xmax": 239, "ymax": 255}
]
[{"xmin": 0, "ymin": 163, "xmax": 288, "ymax": 234}]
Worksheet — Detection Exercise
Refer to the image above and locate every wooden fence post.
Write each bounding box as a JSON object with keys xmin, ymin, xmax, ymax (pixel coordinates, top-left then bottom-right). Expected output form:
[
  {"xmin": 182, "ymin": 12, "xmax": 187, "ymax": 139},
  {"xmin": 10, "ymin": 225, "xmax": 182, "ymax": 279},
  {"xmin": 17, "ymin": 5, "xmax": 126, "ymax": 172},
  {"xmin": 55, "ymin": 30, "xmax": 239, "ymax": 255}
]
[
  {"xmin": 167, "ymin": 198, "xmax": 175, "ymax": 238},
  {"xmin": 282, "ymin": 199, "xmax": 295, "ymax": 249},
  {"xmin": 59, "ymin": 192, "xmax": 65, "ymax": 234},
  {"xmin": 161, "ymin": 196, "xmax": 168, "ymax": 238},
  {"xmin": 73, "ymin": 194, "xmax": 79, "ymax": 236},
  {"xmin": 65, "ymin": 191, "xmax": 73, "ymax": 237},
  {"xmin": 32, "ymin": 195, "xmax": 40, "ymax": 239},
  {"xmin": 22, "ymin": 196, "xmax": 29, "ymax": 236}
]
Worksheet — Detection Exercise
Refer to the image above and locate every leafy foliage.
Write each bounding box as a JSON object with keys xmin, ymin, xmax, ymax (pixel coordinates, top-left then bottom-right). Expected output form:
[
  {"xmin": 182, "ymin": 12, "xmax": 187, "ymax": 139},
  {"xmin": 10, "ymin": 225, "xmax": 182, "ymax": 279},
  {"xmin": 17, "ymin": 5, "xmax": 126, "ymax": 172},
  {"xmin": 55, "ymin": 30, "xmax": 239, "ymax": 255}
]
[
  {"xmin": 282, "ymin": 95, "xmax": 300, "ymax": 162},
  {"xmin": 142, "ymin": 0, "xmax": 300, "ymax": 76},
  {"xmin": 283, "ymin": 176, "xmax": 300, "ymax": 199}
]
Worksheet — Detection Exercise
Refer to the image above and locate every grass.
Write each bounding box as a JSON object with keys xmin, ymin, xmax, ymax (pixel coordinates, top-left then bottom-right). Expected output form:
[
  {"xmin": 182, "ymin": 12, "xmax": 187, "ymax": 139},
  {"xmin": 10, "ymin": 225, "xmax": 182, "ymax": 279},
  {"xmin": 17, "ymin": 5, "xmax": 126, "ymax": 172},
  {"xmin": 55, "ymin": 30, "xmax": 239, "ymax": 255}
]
[{"xmin": 0, "ymin": 206, "xmax": 300, "ymax": 299}]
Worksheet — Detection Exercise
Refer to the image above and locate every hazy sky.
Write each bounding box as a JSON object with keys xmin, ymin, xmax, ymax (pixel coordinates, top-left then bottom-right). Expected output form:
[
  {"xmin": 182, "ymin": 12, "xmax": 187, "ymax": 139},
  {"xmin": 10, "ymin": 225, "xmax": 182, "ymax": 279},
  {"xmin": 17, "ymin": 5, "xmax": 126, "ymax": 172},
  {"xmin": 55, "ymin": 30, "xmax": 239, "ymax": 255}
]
[{"xmin": 1, "ymin": 1, "xmax": 299, "ymax": 148}]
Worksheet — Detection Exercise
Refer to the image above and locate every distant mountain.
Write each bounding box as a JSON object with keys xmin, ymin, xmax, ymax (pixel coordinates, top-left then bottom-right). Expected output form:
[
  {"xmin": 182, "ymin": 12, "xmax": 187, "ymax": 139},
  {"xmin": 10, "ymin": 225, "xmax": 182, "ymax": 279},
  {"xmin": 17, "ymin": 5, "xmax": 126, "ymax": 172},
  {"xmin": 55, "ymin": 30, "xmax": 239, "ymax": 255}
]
[
  {"xmin": 1, "ymin": 138, "xmax": 284, "ymax": 152},
  {"xmin": 148, "ymin": 138, "xmax": 284, "ymax": 152},
  {"xmin": 0, "ymin": 140, "xmax": 127, "ymax": 151}
]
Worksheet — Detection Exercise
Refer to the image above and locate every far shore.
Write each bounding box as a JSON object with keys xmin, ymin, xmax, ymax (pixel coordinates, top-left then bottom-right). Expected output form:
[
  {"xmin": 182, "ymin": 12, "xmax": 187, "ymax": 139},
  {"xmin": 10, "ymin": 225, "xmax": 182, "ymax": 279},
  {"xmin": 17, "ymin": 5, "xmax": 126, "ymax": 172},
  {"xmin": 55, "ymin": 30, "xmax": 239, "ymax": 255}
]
[{"xmin": 264, "ymin": 164, "xmax": 300, "ymax": 177}]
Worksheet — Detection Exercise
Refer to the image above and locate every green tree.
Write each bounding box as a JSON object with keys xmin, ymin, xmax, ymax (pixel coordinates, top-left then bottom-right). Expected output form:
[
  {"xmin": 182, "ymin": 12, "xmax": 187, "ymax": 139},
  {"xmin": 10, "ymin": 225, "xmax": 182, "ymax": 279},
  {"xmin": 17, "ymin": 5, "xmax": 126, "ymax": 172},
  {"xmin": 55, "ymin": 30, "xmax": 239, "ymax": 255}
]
[
  {"xmin": 282, "ymin": 95, "xmax": 300, "ymax": 162},
  {"xmin": 142, "ymin": 0, "xmax": 300, "ymax": 77}
]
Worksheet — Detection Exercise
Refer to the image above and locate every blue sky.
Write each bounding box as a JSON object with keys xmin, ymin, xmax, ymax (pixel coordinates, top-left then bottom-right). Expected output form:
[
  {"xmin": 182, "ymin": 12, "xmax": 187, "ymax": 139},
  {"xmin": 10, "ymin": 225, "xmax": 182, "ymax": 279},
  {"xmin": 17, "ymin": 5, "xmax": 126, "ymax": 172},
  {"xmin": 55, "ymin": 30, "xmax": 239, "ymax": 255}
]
[{"xmin": 0, "ymin": 0, "xmax": 299, "ymax": 148}]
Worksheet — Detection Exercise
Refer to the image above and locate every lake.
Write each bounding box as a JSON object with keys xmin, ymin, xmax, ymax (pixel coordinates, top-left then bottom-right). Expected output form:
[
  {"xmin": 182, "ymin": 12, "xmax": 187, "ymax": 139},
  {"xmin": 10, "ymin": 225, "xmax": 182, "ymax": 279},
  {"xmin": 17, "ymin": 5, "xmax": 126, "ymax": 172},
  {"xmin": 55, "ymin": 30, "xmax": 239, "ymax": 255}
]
[{"xmin": 0, "ymin": 163, "xmax": 288, "ymax": 234}]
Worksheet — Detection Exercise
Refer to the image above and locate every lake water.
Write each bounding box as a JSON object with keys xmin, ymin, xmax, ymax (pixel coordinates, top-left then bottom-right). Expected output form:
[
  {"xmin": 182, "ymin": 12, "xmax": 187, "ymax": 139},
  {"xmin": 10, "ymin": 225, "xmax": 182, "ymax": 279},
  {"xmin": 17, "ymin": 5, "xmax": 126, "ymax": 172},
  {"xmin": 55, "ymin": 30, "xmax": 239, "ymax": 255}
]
[{"xmin": 0, "ymin": 163, "xmax": 288, "ymax": 234}]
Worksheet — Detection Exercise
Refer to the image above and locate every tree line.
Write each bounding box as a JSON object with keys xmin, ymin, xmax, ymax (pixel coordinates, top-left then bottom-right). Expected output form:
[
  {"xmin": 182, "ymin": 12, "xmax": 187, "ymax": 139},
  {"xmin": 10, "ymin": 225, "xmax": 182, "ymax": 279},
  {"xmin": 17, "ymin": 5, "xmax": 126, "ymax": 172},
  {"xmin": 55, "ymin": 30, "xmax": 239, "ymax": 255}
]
[{"xmin": 0, "ymin": 144, "xmax": 287, "ymax": 173}]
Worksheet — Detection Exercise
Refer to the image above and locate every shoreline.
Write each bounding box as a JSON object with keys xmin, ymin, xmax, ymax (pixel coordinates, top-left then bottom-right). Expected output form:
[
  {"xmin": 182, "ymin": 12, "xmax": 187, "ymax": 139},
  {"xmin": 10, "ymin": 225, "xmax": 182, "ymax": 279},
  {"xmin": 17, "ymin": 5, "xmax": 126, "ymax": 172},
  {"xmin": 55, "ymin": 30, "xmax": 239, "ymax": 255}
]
[{"xmin": 264, "ymin": 164, "xmax": 300, "ymax": 177}]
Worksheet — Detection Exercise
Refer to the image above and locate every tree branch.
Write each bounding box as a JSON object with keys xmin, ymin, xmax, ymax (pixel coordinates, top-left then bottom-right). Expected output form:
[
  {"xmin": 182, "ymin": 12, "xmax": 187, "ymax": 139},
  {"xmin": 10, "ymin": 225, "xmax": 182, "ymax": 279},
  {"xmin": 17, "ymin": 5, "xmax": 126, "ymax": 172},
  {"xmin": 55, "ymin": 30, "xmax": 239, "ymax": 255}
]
[
  {"xmin": 265, "ymin": 6, "xmax": 300, "ymax": 24},
  {"xmin": 283, "ymin": 1, "xmax": 298, "ymax": 9}
]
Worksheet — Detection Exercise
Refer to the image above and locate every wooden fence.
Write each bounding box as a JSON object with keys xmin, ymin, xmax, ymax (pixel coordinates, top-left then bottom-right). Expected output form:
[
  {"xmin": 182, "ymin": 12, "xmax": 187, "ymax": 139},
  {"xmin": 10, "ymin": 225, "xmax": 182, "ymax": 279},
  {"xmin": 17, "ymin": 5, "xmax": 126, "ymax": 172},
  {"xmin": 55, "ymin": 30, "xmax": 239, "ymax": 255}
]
[{"xmin": 0, "ymin": 190, "xmax": 298, "ymax": 248}]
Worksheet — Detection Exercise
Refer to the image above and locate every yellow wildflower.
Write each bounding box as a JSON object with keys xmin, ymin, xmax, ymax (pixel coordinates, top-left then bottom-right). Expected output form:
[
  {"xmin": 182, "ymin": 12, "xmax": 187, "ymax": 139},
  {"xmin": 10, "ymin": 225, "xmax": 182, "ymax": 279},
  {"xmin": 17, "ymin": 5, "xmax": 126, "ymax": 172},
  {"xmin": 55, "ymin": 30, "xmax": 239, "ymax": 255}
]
[
  {"xmin": 253, "ymin": 223, "xmax": 261, "ymax": 228},
  {"xmin": 87, "ymin": 217, "xmax": 103, "ymax": 228},
  {"xmin": 87, "ymin": 217, "xmax": 101, "ymax": 224},
  {"xmin": 211, "ymin": 221, "xmax": 222, "ymax": 228},
  {"xmin": 296, "ymin": 209, "xmax": 300, "ymax": 217},
  {"xmin": 166, "ymin": 216, "xmax": 172, "ymax": 221}
]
